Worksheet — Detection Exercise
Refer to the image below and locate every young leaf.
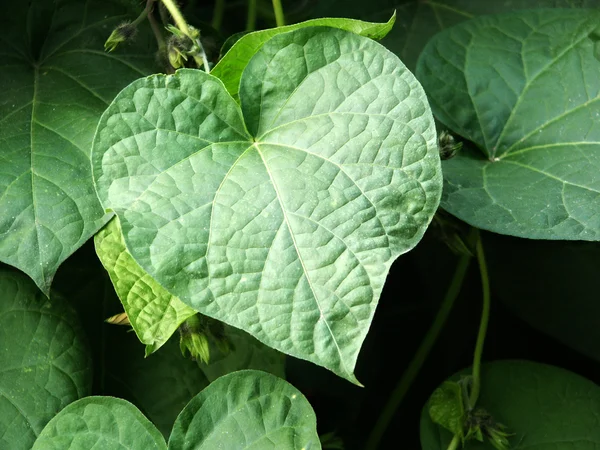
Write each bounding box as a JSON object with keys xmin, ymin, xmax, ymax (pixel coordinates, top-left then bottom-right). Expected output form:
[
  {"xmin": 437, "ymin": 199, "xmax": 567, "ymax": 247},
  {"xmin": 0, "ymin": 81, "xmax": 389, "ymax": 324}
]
[
  {"xmin": 95, "ymin": 217, "xmax": 197, "ymax": 354},
  {"xmin": 32, "ymin": 397, "xmax": 167, "ymax": 450},
  {"xmin": 0, "ymin": 0, "xmax": 157, "ymax": 294},
  {"xmin": 211, "ymin": 14, "xmax": 396, "ymax": 99},
  {"xmin": 420, "ymin": 360, "xmax": 600, "ymax": 449},
  {"xmin": 417, "ymin": 9, "xmax": 600, "ymax": 240},
  {"xmin": 168, "ymin": 370, "xmax": 321, "ymax": 450},
  {"xmin": 0, "ymin": 269, "xmax": 91, "ymax": 450},
  {"xmin": 92, "ymin": 27, "xmax": 441, "ymax": 382}
]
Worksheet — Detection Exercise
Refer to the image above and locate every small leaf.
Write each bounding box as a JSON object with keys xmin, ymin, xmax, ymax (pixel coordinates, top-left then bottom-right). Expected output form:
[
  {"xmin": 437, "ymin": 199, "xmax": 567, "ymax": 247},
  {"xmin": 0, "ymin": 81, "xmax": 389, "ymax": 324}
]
[
  {"xmin": 32, "ymin": 397, "xmax": 167, "ymax": 450},
  {"xmin": 92, "ymin": 27, "xmax": 441, "ymax": 382},
  {"xmin": 168, "ymin": 370, "xmax": 321, "ymax": 450},
  {"xmin": 95, "ymin": 217, "xmax": 197, "ymax": 354},
  {"xmin": 428, "ymin": 381, "xmax": 465, "ymax": 436},
  {"xmin": 211, "ymin": 14, "xmax": 396, "ymax": 99},
  {"xmin": 417, "ymin": 9, "xmax": 600, "ymax": 240},
  {"xmin": 0, "ymin": 269, "xmax": 91, "ymax": 450},
  {"xmin": 420, "ymin": 361, "xmax": 600, "ymax": 449}
]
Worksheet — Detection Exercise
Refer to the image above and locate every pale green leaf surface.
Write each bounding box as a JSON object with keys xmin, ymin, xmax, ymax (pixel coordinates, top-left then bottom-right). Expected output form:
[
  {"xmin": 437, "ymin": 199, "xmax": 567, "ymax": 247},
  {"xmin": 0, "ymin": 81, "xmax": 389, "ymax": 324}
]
[
  {"xmin": 0, "ymin": 0, "xmax": 157, "ymax": 293},
  {"xmin": 420, "ymin": 360, "xmax": 600, "ymax": 449},
  {"xmin": 32, "ymin": 397, "xmax": 167, "ymax": 450},
  {"xmin": 211, "ymin": 14, "xmax": 396, "ymax": 99},
  {"xmin": 417, "ymin": 9, "xmax": 600, "ymax": 240},
  {"xmin": 92, "ymin": 28, "xmax": 441, "ymax": 382},
  {"xmin": 0, "ymin": 269, "xmax": 91, "ymax": 450},
  {"xmin": 168, "ymin": 370, "xmax": 321, "ymax": 450},
  {"xmin": 95, "ymin": 217, "xmax": 196, "ymax": 354}
]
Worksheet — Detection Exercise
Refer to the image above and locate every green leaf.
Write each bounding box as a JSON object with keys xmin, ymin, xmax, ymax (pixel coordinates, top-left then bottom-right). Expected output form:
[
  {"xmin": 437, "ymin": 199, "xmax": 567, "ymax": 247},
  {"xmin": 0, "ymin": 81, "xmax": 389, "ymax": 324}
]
[
  {"xmin": 0, "ymin": 269, "xmax": 91, "ymax": 450},
  {"xmin": 95, "ymin": 217, "xmax": 197, "ymax": 354},
  {"xmin": 211, "ymin": 14, "xmax": 396, "ymax": 99},
  {"xmin": 92, "ymin": 27, "xmax": 441, "ymax": 382},
  {"xmin": 168, "ymin": 370, "xmax": 321, "ymax": 450},
  {"xmin": 32, "ymin": 397, "xmax": 167, "ymax": 450},
  {"xmin": 311, "ymin": 0, "xmax": 600, "ymax": 70},
  {"xmin": 428, "ymin": 381, "xmax": 465, "ymax": 436},
  {"xmin": 0, "ymin": 0, "xmax": 157, "ymax": 293},
  {"xmin": 420, "ymin": 360, "xmax": 600, "ymax": 449},
  {"xmin": 417, "ymin": 9, "xmax": 600, "ymax": 240}
]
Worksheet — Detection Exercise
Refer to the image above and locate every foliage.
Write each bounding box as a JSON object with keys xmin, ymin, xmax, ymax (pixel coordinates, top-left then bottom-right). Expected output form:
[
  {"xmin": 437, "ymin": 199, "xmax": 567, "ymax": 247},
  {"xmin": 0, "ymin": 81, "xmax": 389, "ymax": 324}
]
[{"xmin": 1, "ymin": 0, "xmax": 599, "ymax": 449}]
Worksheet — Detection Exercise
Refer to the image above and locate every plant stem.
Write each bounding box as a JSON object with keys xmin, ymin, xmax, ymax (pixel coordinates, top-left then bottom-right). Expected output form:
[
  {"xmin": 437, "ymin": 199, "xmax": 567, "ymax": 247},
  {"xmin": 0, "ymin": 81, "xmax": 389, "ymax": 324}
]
[
  {"xmin": 160, "ymin": 0, "xmax": 191, "ymax": 36},
  {"xmin": 271, "ymin": 0, "xmax": 285, "ymax": 26},
  {"xmin": 365, "ymin": 250, "xmax": 473, "ymax": 450},
  {"xmin": 447, "ymin": 435, "xmax": 461, "ymax": 450},
  {"xmin": 212, "ymin": 0, "xmax": 225, "ymax": 31},
  {"xmin": 132, "ymin": 0, "xmax": 155, "ymax": 27},
  {"xmin": 246, "ymin": 0, "xmax": 257, "ymax": 31},
  {"xmin": 469, "ymin": 231, "xmax": 490, "ymax": 409}
]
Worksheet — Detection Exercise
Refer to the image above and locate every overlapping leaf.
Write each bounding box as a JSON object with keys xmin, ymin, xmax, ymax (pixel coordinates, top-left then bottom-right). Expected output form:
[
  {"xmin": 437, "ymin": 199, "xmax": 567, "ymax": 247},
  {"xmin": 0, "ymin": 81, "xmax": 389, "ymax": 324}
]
[
  {"xmin": 417, "ymin": 9, "xmax": 600, "ymax": 240},
  {"xmin": 92, "ymin": 27, "xmax": 441, "ymax": 382},
  {"xmin": 169, "ymin": 370, "xmax": 321, "ymax": 450},
  {"xmin": 0, "ymin": 0, "xmax": 157, "ymax": 293},
  {"xmin": 0, "ymin": 269, "xmax": 91, "ymax": 450},
  {"xmin": 420, "ymin": 361, "xmax": 600, "ymax": 449}
]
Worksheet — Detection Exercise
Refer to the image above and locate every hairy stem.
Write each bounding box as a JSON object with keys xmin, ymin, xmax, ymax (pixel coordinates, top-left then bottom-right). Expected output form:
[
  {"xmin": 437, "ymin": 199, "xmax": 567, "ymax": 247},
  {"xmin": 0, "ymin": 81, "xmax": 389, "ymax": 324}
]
[
  {"xmin": 365, "ymin": 248, "xmax": 473, "ymax": 450},
  {"xmin": 271, "ymin": 0, "xmax": 285, "ymax": 26},
  {"xmin": 212, "ymin": 0, "xmax": 225, "ymax": 31},
  {"xmin": 246, "ymin": 0, "xmax": 257, "ymax": 31},
  {"xmin": 160, "ymin": 0, "xmax": 191, "ymax": 36},
  {"xmin": 469, "ymin": 231, "xmax": 490, "ymax": 409},
  {"xmin": 447, "ymin": 435, "xmax": 461, "ymax": 450}
]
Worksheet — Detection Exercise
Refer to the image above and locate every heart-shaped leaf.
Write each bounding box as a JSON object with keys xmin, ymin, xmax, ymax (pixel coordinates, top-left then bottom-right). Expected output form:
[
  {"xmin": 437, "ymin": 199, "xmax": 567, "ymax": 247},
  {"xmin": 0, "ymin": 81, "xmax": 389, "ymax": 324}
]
[
  {"xmin": 0, "ymin": 0, "xmax": 157, "ymax": 293},
  {"xmin": 169, "ymin": 370, "xmax": 320, "ymax": 450},
  {"xmin": 32, "ymin": 397, "xmax": 167, "ymax": 450},
  {"xmin": 417, "ymin": 9, "xmax": 600, "ymax": 240},
  {"xmin": 0, "ymin": 269, "xmax": 91, "ymax": 450},
  {"xmin": 92, "ymin": 27, "xmax": 441, "ymax": 382},
  {"xmin": 211, "ymin": 14, "xmax": 396, "ymax": 99},
  {"xmin": 420, "ymin": 361, "xmax": 600, "ymax": 449}
]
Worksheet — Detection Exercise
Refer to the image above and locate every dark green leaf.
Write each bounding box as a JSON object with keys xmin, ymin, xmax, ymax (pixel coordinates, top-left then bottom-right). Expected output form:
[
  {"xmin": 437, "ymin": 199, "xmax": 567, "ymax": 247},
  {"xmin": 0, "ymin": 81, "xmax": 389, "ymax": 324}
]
[
  {"xmin": 0, "ymin": 269, "xmax": 91, "ymax": 449},
  {"xmin": 420, "ymin": 361, "xmax": 600, "ymax": 449},
  {"xmin": 32, "ymin": 397, "xmax": 166, "ymax": 449},
  {"xmin": 428, "ymin": 381, "xmax": 465, "ymax": 436},
  {"xmin": 417, "ymin": 9, "xmax": 600, "ymax": 240},
  {"xmin": 168, "ymin": 370, "xmax": 321, "ymax": 450},
  {"xmin": 92, "ymin": 28, "xmax": 441, "ymax": 382},
  {"xmin": 0, "ymin": 0, "xmax": 157, "ymax": 293}
]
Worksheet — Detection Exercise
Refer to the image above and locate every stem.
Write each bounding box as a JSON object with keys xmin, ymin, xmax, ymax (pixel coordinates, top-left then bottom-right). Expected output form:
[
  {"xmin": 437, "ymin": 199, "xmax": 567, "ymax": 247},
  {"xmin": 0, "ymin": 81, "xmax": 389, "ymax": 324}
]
[
  {"xmin": 365, "ymin": 250, "xmax": 473, "ymax": 450},
  {"xmin": 212, "ymin": 0, "xmax": 225, "ymax": 31},
  {"xmin": 147, "ymin": 6, "xmax": 166, "ymax": 52},
  {"xmin": 246, "ymin": 0, "xmax": 257, "ymax": 31},
  {"xmin": 132, "ymin": 0, "xmax": 155, "ymax": 27},
  {"xmin": 469, "ymin": 231, "xmax": 490, "ymax": 409},
  {"xmin": 160, "ymin": 0, "xmax": 191, "ymax": 36},
  {"xmin": 447, "ymin": 435, "xmax": 461, "ymax": 450},
  {"xmin": 271, "ymin": 0, "xmax": 285, "ymax": 27}
]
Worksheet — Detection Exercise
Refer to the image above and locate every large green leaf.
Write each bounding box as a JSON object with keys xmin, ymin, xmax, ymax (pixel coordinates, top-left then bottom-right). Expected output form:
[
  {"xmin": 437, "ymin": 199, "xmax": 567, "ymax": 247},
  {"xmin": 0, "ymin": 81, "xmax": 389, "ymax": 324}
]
[
  {"xmin": 168, "ymin": 370, "xmax": 321, "ymax": 450},
  {"xmin": 32, "ymin": 397, "xmax": 167, "ymax": 450},
  {"xmin": 95, "ymin": 217, "xmax": 197, "ymax": 354},
  {"xmin": 0, "ymin": 0, "xmax": 157, "ymax": 293},
  {"xmin": 311, "ymin": 0, "xmax": 600, "ymax": 70},
  {"xmin": 417, "ymin": 9, "xmax": 600, "ymax": 240},
  {"xmin": 420, "ymin": 360, "xmax": 600, "ymax": 449},
  {"xmin": 0, "ymin": 269, "xmax": 91, "ymax": 450},
  {"xmin": 211, "ymin": 14, "xmax": 396, "ymax": 99},
  {"xmin": 92, "ymin": 27, "xmax": 441, "ymax": 382}
]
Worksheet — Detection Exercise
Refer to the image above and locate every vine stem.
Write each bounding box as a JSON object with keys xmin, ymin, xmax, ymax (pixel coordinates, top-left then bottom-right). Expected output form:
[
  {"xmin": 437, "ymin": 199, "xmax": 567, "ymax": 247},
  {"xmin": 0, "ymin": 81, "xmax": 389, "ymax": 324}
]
[
  {"xmin": 365, "ymin": 245, "xmax": 473, "ymax": 450},
  {"xmin": 271, "ymin": 0, "xmax": 285, "ymax": 27},
  {"xmin": 246, "ymin": 0, "xmax": 257, "ymax": 31},
  {"xmin": 469, "ymin": 231, "xmax": 490, "ymax": 408},
  {"xmin": 447, "ymin": 435, "xmax": 460, "ymax": 450},
  {"xmin": 160, "ymin": 0, "xmax": 191, "ymax": 36},
  {"xmin": 212, "ymin": 0, "xmax": 225, "ymax": 31}
]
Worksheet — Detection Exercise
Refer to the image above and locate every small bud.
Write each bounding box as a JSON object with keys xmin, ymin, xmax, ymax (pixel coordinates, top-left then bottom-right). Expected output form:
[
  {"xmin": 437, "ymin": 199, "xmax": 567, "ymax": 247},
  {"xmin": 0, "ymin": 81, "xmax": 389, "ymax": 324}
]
[
  {"xmin": 438, "ymin": 130, "xmax": 463, "ymax": 160},
  {"xmin": 168, "ymin": 44, "xmax": 188, "ymax": 69},
  {"xmin": 178, "ymin": 314, "xmax": 211, "ymax": 364},
  {"xmin": 105, "ymin": 311, "xmax": 130, "ymax": 326},
  {"xmin": 104, "ymin": 22, "xmax": 137, "ymax": 52}
]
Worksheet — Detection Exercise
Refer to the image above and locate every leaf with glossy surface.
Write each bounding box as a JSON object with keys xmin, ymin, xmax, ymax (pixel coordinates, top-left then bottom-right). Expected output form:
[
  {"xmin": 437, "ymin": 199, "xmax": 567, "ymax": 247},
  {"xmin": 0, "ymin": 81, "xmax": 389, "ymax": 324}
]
[
  {"xmin": 95, "ymin": 217, "xmax": 197, "ymax": 354},
  {"xmin": 417, "ymin": 9, "xmax": 600, "ymax": 240},
  {"xmin": 92, "ymin": 27, "xmax": 441, "ymax": 382},
  {"xmin": 32, "ymin": 397, "xmax": 166, "ymax": 450},
  {"xmin": 169, "ymin": 370, "xmax": 320, "ymax": 450},
  {"xmin": 0, "ymin": 269, "xmax": 91, "ymax": 450},
  {"xmin": 0, "ymin": 0, "xmax": 157, "ymax": 293},
  {"xmin": 211, "ymin": 14, "xmax": 396, "ymax": 99},
  {"xmin": 420, "ymin": 361, "xmax": 600, "ymax": 449}
]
